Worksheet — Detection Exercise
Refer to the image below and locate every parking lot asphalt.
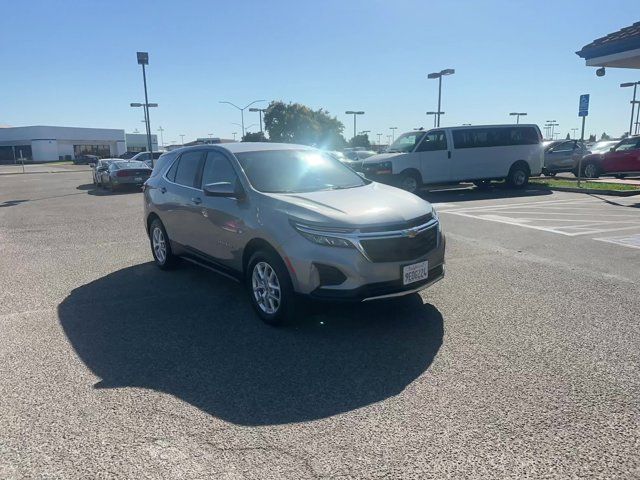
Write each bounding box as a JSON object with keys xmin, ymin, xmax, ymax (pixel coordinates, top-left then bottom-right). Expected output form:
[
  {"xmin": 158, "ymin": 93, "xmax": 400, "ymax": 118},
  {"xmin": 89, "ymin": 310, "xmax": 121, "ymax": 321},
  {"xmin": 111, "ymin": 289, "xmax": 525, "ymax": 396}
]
[{"xmin": 1, "ymin": 172, "xmax": 639, "ymax": 479}]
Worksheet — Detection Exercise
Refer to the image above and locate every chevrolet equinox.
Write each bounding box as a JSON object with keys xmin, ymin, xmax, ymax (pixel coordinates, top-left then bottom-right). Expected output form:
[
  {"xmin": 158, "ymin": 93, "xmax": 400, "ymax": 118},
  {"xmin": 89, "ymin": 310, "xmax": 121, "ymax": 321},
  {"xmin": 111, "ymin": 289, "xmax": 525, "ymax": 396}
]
[{"xmin": 144, "ymin": 143, "xmax": 445, "ymax": 324}]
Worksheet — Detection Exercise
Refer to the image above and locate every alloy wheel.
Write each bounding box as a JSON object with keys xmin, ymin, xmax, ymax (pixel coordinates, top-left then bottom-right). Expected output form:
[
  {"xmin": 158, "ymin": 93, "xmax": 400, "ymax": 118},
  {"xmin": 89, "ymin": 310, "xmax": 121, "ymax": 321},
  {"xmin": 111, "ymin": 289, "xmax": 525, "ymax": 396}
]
[
  {"xmin": 251, "ymin": 262, "xmax": 281, "ymax": 315},
  {"xmin": 152, "ymin": 226, "xmax": 167, "ymax": 264}
]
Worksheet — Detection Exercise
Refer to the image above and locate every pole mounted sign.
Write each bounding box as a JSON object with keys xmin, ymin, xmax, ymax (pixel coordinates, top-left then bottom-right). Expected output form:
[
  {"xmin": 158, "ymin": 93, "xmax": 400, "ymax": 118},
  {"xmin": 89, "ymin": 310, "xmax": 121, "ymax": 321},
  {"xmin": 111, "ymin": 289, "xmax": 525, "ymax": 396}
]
[
  {"xmin": 578, "ymin": 94, "xmax": 590, "ymax": 117},
  {"xmin": 577, "ymin": 93, "xmax": 590, "ymax": 187},
  {"xmin": 136, "ymin": 51, "xmax": 149, "ymax": 65}
]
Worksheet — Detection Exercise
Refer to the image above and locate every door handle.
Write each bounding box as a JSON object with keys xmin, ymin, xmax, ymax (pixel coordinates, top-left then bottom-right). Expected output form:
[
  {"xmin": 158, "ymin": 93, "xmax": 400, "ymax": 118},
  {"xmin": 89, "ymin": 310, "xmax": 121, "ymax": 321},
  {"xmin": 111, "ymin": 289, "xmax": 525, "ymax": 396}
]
[
  {"xmin": 160, "ymin": 187, "xmax": 166, "ymax": 194},
  {"xmin": 191, "ymin": 197, "xmax": 202, "ymax": 205}
]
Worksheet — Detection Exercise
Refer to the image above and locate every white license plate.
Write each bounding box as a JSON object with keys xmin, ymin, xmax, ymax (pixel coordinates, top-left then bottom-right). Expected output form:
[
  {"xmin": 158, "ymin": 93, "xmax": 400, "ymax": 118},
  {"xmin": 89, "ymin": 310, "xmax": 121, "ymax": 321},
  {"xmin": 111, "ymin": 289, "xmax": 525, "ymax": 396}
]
[
  {"xmin": 134, "ymin": 177, "xmax": 142, "ymax": 182},
  {"xmin": 403, "ymin": 260, "xmax": 429, "ymax": 285}
]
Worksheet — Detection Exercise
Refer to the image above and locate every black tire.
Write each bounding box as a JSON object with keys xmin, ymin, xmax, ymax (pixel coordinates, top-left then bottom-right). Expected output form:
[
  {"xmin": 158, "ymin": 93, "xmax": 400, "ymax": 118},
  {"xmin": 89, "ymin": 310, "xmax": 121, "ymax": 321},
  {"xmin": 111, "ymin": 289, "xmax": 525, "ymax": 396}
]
[
  {"xmin": 582, "ymin": 162, "xmax": 600, "ymax": 179},
  {"xmin": 149, "ymin": 218, "xmax": 178, "ymax": 270},
  {"xmin": 398, "ymin": 171, "xmax": 421, "ymax": 194},
  {"xmin": 506, "ymin": 163, "xmax": 530, "ymax": 188},
  {"xmin": 246, "ymin": 249, "xmax": 296, "ymax": 325},
  {"xmin": 473, "ymin": 180, "xmax": 491, "ymax": 189}
]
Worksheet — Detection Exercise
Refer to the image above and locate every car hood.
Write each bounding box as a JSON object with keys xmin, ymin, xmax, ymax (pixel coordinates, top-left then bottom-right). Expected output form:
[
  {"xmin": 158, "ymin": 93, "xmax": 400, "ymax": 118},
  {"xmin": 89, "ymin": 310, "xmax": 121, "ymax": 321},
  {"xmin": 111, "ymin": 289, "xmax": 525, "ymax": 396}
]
[
  {"xmin": 265, "ymin": 182, "xmax": 433, "ymax": 228},
  {"xmin": 361, "ymin": 152, "xmax": 407, "ymax": 164}
]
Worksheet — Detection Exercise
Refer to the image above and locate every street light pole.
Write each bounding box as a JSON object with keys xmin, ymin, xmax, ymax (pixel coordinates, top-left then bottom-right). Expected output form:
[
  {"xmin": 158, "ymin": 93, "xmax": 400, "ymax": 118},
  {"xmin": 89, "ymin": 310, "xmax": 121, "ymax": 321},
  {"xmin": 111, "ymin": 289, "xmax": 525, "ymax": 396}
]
[
  {"xmin": 157, "ymin": 126, "xmax": 164, "ymax": 147},
  {"xmin": 219, "ymin": 100, "xmax": 266, "ymax": 137},
  {"xmin": 136, "ymin": 52, "xmax": 153, "ymax": 156},
  {"xmin": 345, "ymin": 111, "xmax": 365, "ymax": 139},
  {"xmin": 179, "ymin": 134, "xmax": 185, "ymax": 145},
  {"xmin": 509, "ymin": 112, "xmax": 527, "ymax": 124},
  {"xmin": 389, "ymin": 127, "xmax": 398, "ymax": 143},
  {"xmin": 426, "ymin": 111, "xmax": 444, "ymax": 128},
  {"xmin": 427, "ymin": 68, "xmax": 455, "ymax": 127},
  {"xmin": 377, "ymin": 133, "xmax": 382, "ymax": 148},
  {"xmin": 249, "ymin": 107, "xmax": 267, "ymax": 133},
  {"xmin": 621, "ymin": 82, "xmax": 640, "ymax": 135},
  {"xmin": 571, "ymin": 128, "xmax": 578, "ymax": 139},
  {"xmin": 232, "ymin": 132, "xmax": 237, "ymax": 141}
]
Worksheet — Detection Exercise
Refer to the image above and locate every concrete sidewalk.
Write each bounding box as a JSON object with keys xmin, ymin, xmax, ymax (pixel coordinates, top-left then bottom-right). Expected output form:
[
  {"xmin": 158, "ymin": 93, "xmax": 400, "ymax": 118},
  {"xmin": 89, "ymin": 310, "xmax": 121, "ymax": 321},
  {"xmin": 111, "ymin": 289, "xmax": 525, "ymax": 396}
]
[{"xmin": 0, "ymin": 163, "xmax": 91, "ymax": 175}]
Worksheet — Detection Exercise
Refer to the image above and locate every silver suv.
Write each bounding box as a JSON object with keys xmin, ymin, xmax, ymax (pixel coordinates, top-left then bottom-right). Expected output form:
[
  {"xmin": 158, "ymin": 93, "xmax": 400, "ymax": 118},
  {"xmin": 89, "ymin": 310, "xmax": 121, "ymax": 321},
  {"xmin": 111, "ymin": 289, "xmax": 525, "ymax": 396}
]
[{"xmin": 143, "ymin": 143, "xmax": 445, "ymax": 324}]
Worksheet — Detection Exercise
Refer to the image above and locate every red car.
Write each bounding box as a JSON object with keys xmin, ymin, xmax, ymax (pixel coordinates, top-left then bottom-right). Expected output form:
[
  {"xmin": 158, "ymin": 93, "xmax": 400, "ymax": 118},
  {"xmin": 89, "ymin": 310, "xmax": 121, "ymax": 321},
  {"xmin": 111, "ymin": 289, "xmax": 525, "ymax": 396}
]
[{"xmin": 579, "ymin": 136, "xmax": 640, "ymax": 179}]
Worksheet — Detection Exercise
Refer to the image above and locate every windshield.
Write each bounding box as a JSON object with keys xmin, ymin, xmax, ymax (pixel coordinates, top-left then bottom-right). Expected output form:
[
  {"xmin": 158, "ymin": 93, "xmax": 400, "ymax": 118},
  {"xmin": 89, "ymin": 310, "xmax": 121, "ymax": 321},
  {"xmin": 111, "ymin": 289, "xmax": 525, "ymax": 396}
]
[
  {"xmin": 235, "ymin": 150, "xmax": 368, "ymax": 193},
  {"xmin": 387, "ymin": 132, "xmax": 425, "ymax": 153},
  {"xmin": 590, "ymin": 141, "xmax": 617, "ymax": 153}
]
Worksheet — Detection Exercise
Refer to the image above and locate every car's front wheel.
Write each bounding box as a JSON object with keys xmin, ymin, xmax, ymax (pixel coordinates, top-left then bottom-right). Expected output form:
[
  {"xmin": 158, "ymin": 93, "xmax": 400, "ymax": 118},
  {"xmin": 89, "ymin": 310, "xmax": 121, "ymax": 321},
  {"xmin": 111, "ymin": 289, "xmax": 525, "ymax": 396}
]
[
  {"xmin": 398, "ymin": 171, "xmax": 421, "ymax": 194},
  {"xmin": 247, "ymin": 250, "xmax": 296, "ymax": 325},
  {"xmin": 149, "ymin": 219, "xmax": 177, "ymax": 270},
  {"xmin": 507, "ymin": 163, "xmax": 530, "ymax": 188}
]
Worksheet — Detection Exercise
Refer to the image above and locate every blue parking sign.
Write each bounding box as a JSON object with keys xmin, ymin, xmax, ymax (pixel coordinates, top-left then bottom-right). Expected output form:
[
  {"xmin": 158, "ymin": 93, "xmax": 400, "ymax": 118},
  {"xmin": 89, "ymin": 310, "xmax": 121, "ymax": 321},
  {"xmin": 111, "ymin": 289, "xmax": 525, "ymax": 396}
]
[{"xmin": 579, "ymin": 94, "xmax": 589, "ymax": 117}]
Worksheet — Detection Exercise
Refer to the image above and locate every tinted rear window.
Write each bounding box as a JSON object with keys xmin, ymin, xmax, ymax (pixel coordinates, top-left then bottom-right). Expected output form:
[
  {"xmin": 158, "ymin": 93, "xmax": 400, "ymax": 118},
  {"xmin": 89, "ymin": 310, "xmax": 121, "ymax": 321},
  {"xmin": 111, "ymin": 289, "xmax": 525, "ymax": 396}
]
[
  {"xmin": 453, "ymin": 127, "xmax": 539, "ymax": 149},
  {"xmin": 173, "ymin": 151, "xmax": 204, "ymax": 187}
]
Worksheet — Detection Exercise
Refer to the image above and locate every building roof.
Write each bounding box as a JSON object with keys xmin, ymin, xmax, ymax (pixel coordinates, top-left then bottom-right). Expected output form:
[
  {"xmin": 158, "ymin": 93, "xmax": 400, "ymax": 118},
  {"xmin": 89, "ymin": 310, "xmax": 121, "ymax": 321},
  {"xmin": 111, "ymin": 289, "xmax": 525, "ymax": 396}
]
[{"xmin": 576, "ymin": 22, "xmax": 640, "ymax": 68}]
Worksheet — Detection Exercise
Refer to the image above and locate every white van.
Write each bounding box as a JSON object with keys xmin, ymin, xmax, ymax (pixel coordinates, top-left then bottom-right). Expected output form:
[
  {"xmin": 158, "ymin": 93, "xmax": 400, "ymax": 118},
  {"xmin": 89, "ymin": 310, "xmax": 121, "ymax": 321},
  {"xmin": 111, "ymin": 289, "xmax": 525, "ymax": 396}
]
[{"xmin": 361, "ymin": 124, "xmax": 543, "ymax": 193}]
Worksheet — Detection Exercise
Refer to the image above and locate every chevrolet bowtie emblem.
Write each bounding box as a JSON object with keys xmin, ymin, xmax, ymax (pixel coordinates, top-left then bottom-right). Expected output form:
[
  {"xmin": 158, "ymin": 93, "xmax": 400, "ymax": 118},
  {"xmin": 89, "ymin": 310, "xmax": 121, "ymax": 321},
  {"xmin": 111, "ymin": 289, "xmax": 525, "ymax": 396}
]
[{"xmin": 404, "ymin": 228, "xmax": 418, "ymax": 238}]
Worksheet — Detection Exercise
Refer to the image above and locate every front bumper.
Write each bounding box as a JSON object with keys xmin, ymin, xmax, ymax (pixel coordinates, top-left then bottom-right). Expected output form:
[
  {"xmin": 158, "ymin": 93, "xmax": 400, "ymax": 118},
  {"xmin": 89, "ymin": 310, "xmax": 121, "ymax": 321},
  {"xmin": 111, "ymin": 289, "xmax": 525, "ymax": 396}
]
[
  {"xmin": 282, "ymin": 222, "xmax": 446, "ymax": 300},
  {"xmin": 310, "ymin": 264, "xmax": 444, "ymax": 302}
]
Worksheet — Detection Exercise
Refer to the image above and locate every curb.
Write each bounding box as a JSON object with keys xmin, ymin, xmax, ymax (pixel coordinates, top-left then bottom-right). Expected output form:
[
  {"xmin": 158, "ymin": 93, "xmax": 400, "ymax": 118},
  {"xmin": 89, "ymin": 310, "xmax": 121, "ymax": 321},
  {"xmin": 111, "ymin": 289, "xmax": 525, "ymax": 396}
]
[
  {"xmin": 529, "ymin": 184, "xmax": 640, "ymax": 197},
  {"xmin": 0, "ymin": 169, "xmax": 89, "ymax": 176}
]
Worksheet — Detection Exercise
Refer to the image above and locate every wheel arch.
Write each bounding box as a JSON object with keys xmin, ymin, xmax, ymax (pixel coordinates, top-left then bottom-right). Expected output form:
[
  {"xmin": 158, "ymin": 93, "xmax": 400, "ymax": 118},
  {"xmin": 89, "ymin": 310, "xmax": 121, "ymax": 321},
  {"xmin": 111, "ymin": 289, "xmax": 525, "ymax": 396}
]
[
  {"xmin": 242, "ymin": 238, "xmax": 287, "ymax": 278},
  {"xmin": 146, "ymin": 212, "xmax": 161, "ymax": 236}
]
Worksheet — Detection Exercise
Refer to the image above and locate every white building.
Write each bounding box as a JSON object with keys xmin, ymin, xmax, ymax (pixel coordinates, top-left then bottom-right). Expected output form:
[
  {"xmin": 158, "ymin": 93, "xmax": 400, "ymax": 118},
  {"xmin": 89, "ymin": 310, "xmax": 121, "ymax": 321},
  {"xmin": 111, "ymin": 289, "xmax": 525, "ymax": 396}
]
[
  {"xmin": 0, "ymin": 126, "xmax": 126, "ymax": 163},
  {"xmin": 125, "ymin": 133, "xmax": 159, "ymax": 153}
]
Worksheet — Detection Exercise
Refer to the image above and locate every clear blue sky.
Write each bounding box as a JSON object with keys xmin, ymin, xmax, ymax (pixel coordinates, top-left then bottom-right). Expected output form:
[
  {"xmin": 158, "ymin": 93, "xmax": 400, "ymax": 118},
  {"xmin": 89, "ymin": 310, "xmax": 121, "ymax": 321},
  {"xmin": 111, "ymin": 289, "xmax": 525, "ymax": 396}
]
[{"xmin": 1, "ymin": 0, "xmax": 638, "ymax": 144}]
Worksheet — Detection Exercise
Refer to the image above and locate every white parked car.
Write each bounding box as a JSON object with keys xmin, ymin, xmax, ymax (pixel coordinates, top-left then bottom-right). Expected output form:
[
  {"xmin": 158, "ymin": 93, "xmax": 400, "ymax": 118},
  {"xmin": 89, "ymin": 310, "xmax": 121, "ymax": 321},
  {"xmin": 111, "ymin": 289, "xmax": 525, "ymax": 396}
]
[{"xmin": 362, "ymin": 125, "xmax": 543, "ymax": 193}]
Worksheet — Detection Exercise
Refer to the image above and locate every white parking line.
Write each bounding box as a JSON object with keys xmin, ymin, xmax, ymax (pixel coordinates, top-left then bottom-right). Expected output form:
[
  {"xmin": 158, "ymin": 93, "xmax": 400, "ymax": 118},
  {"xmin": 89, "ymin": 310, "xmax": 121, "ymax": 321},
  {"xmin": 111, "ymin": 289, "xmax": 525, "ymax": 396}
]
[
  {"xmin": 442, "ymin": 196, "xmax": 640, "ymax": 240},
  {"xmin": 595, "ymin": 233, "xmax": 640, "ymax": 250}
]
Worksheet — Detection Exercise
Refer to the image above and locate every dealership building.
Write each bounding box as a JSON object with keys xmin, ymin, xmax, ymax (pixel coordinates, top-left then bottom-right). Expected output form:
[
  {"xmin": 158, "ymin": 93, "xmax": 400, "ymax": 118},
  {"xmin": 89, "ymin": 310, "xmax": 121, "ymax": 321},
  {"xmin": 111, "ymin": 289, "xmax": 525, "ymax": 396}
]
[{"xmin": 0, "ymin": 126, "xmax": 158, "ymax": 163}]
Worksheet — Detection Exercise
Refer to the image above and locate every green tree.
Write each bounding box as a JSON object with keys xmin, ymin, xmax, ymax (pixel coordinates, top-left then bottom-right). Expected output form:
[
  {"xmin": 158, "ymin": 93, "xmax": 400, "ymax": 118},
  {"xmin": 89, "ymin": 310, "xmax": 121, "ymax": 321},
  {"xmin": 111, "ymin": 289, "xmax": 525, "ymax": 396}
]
[
  {"xmin": 600, "ymin": 132, "xmax": 611, "ymax": 140},
  {"xmin": 588, "ymin": 134, "xmax": 596, "ymax": 142},
  {"xmin": 263, "ymin": 101, "xmax": 346, "ymax": 149},
  {"xmin": 242, "ymin": 131, "xmax": 267, "ymax": 142},
  {"xmin": 349, "ymin": 134, "xmax": 371, "ymax": 149},
  {"xmin": 565, "ymin": 133, "xmax": 571, "ymax": 140}
]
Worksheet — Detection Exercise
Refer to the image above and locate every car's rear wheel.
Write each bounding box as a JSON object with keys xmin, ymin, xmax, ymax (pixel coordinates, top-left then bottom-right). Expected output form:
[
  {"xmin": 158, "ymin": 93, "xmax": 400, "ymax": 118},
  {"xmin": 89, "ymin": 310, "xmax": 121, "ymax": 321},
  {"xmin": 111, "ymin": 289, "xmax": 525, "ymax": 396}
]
[
  {"xmin": 247, "ymin": 250, "xmax": 296, "ymax": 325},
  {"xmin": 583, "ymin": 162, "xmax": 600, "ymax": 179},
  {"xmin": 506, "ymin": 163, "xmax": 530, "ymax": 188},
  {"xmin": 150, "ymin": 219, "xmax": 177, "ymax": 270},
  {"xmin": 398, "ymin": 171, "xmax": 421, "ymax": 194}
]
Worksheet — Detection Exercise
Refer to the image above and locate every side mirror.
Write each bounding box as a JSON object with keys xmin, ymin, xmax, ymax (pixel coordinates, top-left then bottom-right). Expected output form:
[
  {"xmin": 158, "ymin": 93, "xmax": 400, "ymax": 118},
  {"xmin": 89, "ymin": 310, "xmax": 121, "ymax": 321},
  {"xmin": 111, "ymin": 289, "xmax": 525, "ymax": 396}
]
[{"xmin": 203, "ymin": 181, "xmax": 245, "ymax": 199}]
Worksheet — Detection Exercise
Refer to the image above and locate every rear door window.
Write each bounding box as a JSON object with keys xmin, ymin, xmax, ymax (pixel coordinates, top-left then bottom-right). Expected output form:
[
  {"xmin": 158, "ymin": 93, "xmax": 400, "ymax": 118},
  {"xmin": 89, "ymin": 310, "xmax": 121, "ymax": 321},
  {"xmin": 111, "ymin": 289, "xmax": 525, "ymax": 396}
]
[{"xmin": 173, "ymin": 151, "xmax": 205, "ymax": 187}]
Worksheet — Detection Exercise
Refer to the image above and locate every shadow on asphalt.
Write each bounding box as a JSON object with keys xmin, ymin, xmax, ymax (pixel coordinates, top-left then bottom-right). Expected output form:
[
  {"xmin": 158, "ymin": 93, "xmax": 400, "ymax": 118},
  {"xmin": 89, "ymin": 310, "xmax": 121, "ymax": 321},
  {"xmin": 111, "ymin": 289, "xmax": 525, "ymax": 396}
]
[
  {"xmin": 77, "ymin": 183, "xmax": 142, "ymax": 196},
  {"xmin": 57, "ymin": 261, "xmax": 443, "ymax": 426},
  {"xmin": 0, "ymin": 199, "xmax": 29, "ymax": 207},
  {"xmin": 418, "ymin": 183, "xmax": 553, "ymax": 203}
]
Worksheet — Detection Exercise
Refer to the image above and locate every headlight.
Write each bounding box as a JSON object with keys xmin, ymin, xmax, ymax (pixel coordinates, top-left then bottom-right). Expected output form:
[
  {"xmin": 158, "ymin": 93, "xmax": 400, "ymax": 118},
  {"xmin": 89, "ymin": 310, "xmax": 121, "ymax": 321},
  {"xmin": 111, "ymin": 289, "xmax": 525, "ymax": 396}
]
[{"xmin": 291, "ymin": 222, "xmax": 355, "ymax": 248}]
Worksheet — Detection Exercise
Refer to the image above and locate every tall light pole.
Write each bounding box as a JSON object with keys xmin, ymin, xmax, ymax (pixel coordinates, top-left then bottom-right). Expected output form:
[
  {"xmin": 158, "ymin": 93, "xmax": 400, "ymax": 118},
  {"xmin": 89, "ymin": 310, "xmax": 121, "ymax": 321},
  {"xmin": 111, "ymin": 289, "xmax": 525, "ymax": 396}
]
[
  {"xmin": 426, "ymin": 111, "xmax": 444, "ymax": 128},
  {"xmin": 135, "ymin": 52, "xmax": 154, "ymax": 155},
  {"xmin": 219, "ymin": 100, "xmax": 265, "ymax": 137},
  {"xmin": 232, "ymin": 132, "xmax": 237, "ymax": 141},
  {"xmin": 389, "ymin": 127, "xmax": 398, "ymax": 143},
  {"xmin": 509, "ymin": 112, "xmax": 527, "ymax": 124},
  {"xmin": 427, "ymin": 68, "xmax": 455, "ymax": 127},
  {"xmin": 545, "ymin": 120, "xmax": 558, "ymax": 140},
  {"xmin": 377, "ymin": 133, "xmax": 382, "ymax": 148},
  {"xmin": 571, "ymin": 128, "xmax": 578, "ymax": 139},
  {"xmin": 157, "ymin": 126, "xmax": 165, "ymax": 147},
  {"xmin": 633, "ymin": 100, "xmax": 640, "ymax": 135},
  {"xmin": 179, "ymin": 134, "xmax": 185, "ymax": 145},
  {"xmin": 249, "ymin": 107, "xmax": 267, "ymax": 133},
  {"xmin": 621, "ymin": 82, "xmax": 640, "ymax": 135},
  {"xmin": 345, "ymin": 111, "xmax": 365, "ymax": 139},
  {"xmin": 208, "ymin": 133, "xmax": 213, "ymax": 139}
]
